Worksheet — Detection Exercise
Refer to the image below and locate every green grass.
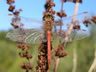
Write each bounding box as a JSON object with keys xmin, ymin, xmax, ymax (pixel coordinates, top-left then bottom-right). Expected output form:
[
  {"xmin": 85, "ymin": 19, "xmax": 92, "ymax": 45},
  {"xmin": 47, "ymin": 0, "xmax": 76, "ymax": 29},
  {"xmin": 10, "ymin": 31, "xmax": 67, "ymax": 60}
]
[{"xmin": 0, "ymin": 32, "xmax": 95, "ymax": 72}]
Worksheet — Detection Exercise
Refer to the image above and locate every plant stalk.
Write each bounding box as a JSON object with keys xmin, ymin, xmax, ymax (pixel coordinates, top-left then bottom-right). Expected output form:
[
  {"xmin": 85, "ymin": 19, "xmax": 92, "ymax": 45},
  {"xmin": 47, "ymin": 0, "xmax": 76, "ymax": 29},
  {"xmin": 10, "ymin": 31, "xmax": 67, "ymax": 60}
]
[{"xmin": 54, "ymin": 0, "xmax": 80, "ymax": 72}]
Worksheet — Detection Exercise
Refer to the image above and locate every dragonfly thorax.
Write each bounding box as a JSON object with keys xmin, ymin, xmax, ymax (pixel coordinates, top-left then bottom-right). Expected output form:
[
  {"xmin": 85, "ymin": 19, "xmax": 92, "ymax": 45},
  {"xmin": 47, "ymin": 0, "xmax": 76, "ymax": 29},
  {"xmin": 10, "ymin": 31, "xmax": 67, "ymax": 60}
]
[{"xmin": 43, "ymin": 12, "xmax": 54, "ymax": 31}]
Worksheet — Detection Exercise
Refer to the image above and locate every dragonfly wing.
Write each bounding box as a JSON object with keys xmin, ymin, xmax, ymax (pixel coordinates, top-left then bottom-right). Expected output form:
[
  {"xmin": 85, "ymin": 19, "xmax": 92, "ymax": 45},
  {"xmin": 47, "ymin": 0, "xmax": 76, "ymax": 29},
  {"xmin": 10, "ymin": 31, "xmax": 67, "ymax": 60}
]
[
  {"xmin": 24, "ymin": 29, "xmax": 43, "ymax": 44},
  {"xmin": 52, "ymin": 29, "xmax": 90, "ymax": 43},
  {"xmin": 21, "ymin": 16, "xmax": 43, "ymax": 29},
  {"xmin": 70, "ymin": 30, "xmax": 90, "ymax": 41},
  {"xmin": 6, "ymin": 29, "xmax": 43, "ymax": 44}
]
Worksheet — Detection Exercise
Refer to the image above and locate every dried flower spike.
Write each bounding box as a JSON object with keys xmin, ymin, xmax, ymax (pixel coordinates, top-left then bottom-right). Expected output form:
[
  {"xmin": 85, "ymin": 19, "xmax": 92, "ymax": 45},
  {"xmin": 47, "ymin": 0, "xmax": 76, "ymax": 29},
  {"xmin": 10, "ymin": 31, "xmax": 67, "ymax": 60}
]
[
  {"xmin": 73, "ymin": 25, "xmax": 80, "ymax": 30},
  {"xmin": 64, "ymin": 0, "xmax": 82, "ymax": 3},
  {"xmin": 16, "ymin": 44, "xmax": 30, "ymax": 51},
  {"xmin": 56, "ymin": 12, "xmax": 67, "ymax": 18},
  {"xmin": 21, "ymin": 62, "xmax": 32, "ymax": 70},
  {"xmin": 8, "ymin": 5, "xmax": 15, "ymax": 12},
  {"xmin": 13, "ymin": 11, "xmax": 20, "ymax": 16},
  {"xmin": 11, "ymin": 23, "xmax": 19, "ymax": 29},
  {"xmin": 19, "ymin": 9, "xmax": 23, "ymax": 12},
  {"xmin": 83, "ymin": 19, "xmax": 91, "ymax": 24},
  {"xmin": 91, "ymin": 16, "xmax": 96, "ymax": 24},
  {"xmin": 55, "ymin": 41, "xmax": 68, "ymax": 58}
]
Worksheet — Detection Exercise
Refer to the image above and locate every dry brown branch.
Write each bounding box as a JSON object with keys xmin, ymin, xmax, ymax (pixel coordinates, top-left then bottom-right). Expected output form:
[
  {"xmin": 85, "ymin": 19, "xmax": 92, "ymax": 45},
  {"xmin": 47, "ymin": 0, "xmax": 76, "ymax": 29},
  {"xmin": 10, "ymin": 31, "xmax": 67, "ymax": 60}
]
[
  {"xmin": 53, "ymin": 58, "xmax": 60, "ymax": 72},
  {"xmin": 54, "ymin": 0, "xmax": 80, "ymax": 72},
  {"xmin": 88, "ymin": 44, "xmax": 96, "ymax": 72},
  {"xmin": 72, "ymin": 47, "xmax": 77, "ymax": 72},
  {"xmin": 63, "ymin": 0, "xmax": 79, "ymax": 47}
]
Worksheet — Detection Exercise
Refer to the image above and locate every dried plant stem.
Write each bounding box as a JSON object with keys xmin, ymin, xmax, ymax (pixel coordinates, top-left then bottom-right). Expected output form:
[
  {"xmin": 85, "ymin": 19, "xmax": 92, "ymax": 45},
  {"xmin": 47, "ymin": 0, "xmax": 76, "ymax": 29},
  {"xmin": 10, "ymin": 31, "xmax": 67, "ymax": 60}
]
[
  {"xmin": 47, "ymin": 70, "xmax": 49, "ymax": 72},
  {"xmin": 60, "ymin": 0, "xmax": 64, "ymax": 35},
  {"xmin": 63, "ymin": 0, "xmax": 79, "ymax": 47},
  {"xmin": 60, "ymin": 18, "xmax": 63, "ymax": 36},
  {"xmin": 53, "ymin": 58, "xmax": 60, "ymax": 72},
  {"xmin": 54, "ymin": 1, "xmax": 80, "ymax": 72},
  {"xmin": 88, "ymin": 44, "xmax": 96, "ymax": 72},
  {"xmin": 72, "ymin": 47, "xmax": 77, "ymax": 72}
]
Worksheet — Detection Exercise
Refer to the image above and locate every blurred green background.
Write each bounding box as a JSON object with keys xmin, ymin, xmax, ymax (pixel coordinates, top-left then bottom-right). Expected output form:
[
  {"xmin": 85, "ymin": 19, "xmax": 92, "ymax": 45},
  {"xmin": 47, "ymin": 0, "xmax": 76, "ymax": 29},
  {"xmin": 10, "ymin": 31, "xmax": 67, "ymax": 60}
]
[{"xmin": 0, "ymin": 29, "xmax": 95, "ymax": 72}]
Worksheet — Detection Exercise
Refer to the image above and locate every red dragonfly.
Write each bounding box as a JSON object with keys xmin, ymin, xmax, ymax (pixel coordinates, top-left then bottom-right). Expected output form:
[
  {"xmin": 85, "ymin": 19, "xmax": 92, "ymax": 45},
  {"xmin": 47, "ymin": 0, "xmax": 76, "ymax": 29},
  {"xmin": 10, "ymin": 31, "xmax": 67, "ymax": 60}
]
[
  {"xmin": 6, "ymin": 12, "xmax": 91, "ymax": 68},
  {"xmin": 6, "ymin": 12, "xmax": 90, "ymax": 43}
]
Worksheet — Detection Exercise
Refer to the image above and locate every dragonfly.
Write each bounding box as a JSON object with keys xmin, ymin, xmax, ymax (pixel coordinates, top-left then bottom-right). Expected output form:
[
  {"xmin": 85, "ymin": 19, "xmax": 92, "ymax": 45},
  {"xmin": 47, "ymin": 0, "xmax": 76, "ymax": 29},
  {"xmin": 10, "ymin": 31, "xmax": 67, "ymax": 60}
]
[
  {"xmin": 6, "ymin": 12, "xmax": 91, "ymax": 44},
  {"xmin": 6, "ymin": 12, "xmax": 91, "ymax": 68}
]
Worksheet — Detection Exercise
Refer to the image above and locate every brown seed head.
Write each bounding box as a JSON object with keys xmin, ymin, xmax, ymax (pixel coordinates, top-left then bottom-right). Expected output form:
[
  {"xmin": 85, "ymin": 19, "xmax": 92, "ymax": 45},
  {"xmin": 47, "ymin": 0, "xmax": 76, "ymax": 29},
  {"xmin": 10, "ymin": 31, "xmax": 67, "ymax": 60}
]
[
  {"xmin": 56, "ymin": 12, "xmax": 67, "ymax": 18},
  {"xmin": 11, "ymin": 23, "xmax": 19, "ymax": 29},
  {"xmin": 91, "ymin": 16, "xmax": 96, "ymax": 24},
  {"xmin": 13, "ymin": 11, "xmax": 20, "ymax": 16},
  {"xmin": 8, "ymin": 5, "xmax": 15, "ymax": 12},
  {"xmin": 73, "ymin": 25, "xmax": 80, "ymax": 30}
]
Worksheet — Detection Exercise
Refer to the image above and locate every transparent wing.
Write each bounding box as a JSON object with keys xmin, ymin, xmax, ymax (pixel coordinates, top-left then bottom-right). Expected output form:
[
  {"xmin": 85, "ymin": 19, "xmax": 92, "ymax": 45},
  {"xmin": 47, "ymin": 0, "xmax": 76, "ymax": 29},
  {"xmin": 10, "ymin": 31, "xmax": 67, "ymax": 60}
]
[
  {"xmin": 54, "ymin": 12, "xmax": 91, "ymax": 42},
  {"xmin": 6, "ymin": 15, "xmax": 43, "ymax": 29},
  {"xmin": 21, "ymin": 16, "xmax": 43, "ymax": 29},
  {"xmin": 62, "ymin": 12, "xmax": 90, "ymax": 24},
  {"xmin": 6, "ymin": 29, "xmax": 43, "ymax": 44},
  {"xmin": 6, "ymin": 15, "xmax": 44, "ymax": 44},
  {"xmin": 6, "ymin": 12, "xmax": 91, "ymax": 44},
  {"xmin": 53, "ymin": 29, "xmax": 90, "ymax": 43},
  {"xmin": 69, "ymin": 29, "xmax": 90, "ymax": 41}
]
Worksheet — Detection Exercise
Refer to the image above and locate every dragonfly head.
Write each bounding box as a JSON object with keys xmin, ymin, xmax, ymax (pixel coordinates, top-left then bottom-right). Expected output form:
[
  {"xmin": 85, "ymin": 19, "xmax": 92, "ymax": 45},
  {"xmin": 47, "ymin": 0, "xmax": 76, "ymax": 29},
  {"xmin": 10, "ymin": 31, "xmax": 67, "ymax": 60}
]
[{"xmin": 43, "ymin": 12, "xmax": 54, "ymax": 21}]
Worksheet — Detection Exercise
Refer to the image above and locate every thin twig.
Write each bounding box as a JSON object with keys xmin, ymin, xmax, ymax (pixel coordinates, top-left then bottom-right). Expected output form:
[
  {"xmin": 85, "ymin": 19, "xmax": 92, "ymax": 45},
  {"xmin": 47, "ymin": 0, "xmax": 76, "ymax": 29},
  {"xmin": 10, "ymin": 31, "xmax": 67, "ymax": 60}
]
[
  {"xmin": 88, "ymin": 44, "xmax": 96, "ymax": 72},
  {"xmin": 54, "ymin": 0, "xmax": 80, "ymax": 72},
  {"xmin": 53, "ymin": 58, "xmax": 60, "ymax": 72},
  {"xmin": 60, "ymin": 0, "xmax": 64, "ymax": 35},
  {"xmin": 72, "ymin": 47, "xmax": 77, "ymax": 72},
  {"xmin": 63, "ymin": 0, "xmax": 79, "ymax": 47}
]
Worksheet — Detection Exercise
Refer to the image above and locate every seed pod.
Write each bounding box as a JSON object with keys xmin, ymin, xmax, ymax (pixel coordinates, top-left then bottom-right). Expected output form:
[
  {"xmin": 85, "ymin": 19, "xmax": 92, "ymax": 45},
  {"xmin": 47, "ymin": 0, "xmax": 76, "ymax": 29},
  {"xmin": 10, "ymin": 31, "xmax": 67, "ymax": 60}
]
[
  {"xmin": 50, "ymin": 3, "xmax": 55, "ymax": 7},
  {"xmin": 73, "ymin": 0, "xmax": 82, "ymax": 3},
  {"xmin": 21, "ymin": 62, "xmax": 32, "ymax": 70},
  {"xmin": 19, "ymin": 9, "xmax": 23, "ymax": 12},
  {"xmin": 83, "ymin": 20, "xmax": 91, "ymax": 24},
  {"xmin": 11, "ymin": 23, "xmax": 19, "ymax": 29},
  {"xmin": 91, "ymin": 16, "xmax": 96, "ymax": 24},
  {"xmin": 56, "ymin": 12, "xmax": 67, "ymax": 18},
  {"xmin": 16, "ymin": 44, "xmax": 30, "ymax": 51},
  {"xmin": 19, "ymin": 52, "xmax": 25, "ymax": 57},
  {"xmin": 8, "ymin": 5, "xmax": 15, "ymax": 12},
  {"xmin": 26, "ymin": 54, "xmax": 32, "ymax": 60},
  {"xmin": 55, "ymin": 43, "xmax": 67, "ymax": 58},
  {"xmin": 13, "ymin": 11, "xmax": 20, "ymax": 16},
  {"xmin": 73, "ymin": 25, "xmax": 80, "ymax": 30},
  {"xmin": 64, "ymin": 0, "xmax": 82, "ymax": 3}
]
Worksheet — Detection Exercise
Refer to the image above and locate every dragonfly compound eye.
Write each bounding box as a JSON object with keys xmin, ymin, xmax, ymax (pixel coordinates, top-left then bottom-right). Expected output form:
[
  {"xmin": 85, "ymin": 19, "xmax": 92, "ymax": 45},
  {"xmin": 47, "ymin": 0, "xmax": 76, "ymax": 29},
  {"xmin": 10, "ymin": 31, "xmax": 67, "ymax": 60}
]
[
  {"xmin": 43, "ymin": 13, "xmax": 54, "ymax": 21},
  {"xmin": 7, "ymin": 0, "xmax": 15, "ymax": 4}
]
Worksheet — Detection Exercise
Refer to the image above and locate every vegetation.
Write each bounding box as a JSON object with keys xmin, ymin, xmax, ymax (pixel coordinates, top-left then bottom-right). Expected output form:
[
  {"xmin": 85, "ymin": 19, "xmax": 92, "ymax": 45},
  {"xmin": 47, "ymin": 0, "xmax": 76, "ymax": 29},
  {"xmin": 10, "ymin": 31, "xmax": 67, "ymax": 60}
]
[{"xmin": 0, "ymin": 31, "xmax": 95, "ymax": 72}]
